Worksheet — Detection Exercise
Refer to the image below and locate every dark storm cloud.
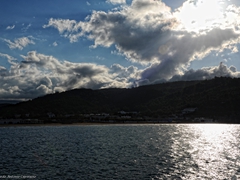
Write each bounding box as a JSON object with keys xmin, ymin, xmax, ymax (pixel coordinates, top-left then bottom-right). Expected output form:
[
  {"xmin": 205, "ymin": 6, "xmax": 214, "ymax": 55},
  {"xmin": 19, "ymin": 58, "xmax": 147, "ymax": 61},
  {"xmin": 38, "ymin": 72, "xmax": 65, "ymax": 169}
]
[{"xmin": 140, "ymin": 28, "xmax": 240, "ymax": 83}]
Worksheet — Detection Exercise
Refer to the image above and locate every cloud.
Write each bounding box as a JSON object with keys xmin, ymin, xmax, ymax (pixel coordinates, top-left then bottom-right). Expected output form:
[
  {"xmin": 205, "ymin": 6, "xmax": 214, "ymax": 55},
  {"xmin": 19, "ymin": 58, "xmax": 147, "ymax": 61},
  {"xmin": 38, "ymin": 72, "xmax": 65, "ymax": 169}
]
[
  {"xmin": 173, "ymin": 0, "xmax": 223, "ymax": 32},
  {"xmin": 0, "ymin": 52, "xmax": 17, "ymax": 65},
  {"xmin": 111, "ymin": 64, "xmax": 141, "ymax": 79},
  {"xmin": 44, "ymin": 0, "xmax": 175, "ymax": 57},
  {"xmin": 53, "ymin": 42, "xmax": 58, "ymax": 46},
  {"xmin": 43, "ymin": 19, "xmax": 78, "ymax": 33},
  {"xmin": 170, "ymin": 63, "xmax": 240, "ymax": 81},
  {"xmin": 0, "ymin": 51, "xmax": 139, "ymax": 100},
  {"xmin": 0, "ymin": 53, "xmax": 18, "ymax": 77},
  {"xmin": 43, "ymin": 18, "xmax": 83, "ymax": 43},
  {"xmin": 6, "ymin": 25, "xmax": 15, "ymax": 30},
  {"xmin": 21, "ymin": 23, "xmax": 31, "ymax": 32},
  {"xmin": 43, "ymin": 0, "xmax": 240, "ymax": 85},
  {"xmin": 139, "ymin": 28, "xmax": 240, "ymax": 82},
  {"xmin": 3, "ymin": 37, "xmax": 35, "ymax": 50},
  {"xmin": 106, "ymin": 0, "xmax": 126, "ymax": 5}
]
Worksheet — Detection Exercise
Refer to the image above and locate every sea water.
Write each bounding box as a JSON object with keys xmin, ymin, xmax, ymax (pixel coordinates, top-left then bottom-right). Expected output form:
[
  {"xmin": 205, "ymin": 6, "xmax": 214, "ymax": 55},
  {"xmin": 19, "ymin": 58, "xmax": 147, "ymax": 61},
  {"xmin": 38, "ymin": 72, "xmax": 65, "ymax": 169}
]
[{"xmin": 1, "ymin": 124, "xmax": 240, "ymax": 179}]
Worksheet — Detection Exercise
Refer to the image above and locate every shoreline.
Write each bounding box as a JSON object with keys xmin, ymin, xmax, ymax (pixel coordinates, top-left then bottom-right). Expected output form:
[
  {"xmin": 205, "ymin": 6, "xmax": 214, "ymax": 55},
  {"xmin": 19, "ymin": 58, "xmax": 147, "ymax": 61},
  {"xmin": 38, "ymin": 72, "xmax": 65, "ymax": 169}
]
[
  {"xmin": 0, "ymin": 122, "xmax": 173, "ymax": 127},
  {"xmin": 0, "ymin": 122, "xmax": 229, "ymax": 127}
]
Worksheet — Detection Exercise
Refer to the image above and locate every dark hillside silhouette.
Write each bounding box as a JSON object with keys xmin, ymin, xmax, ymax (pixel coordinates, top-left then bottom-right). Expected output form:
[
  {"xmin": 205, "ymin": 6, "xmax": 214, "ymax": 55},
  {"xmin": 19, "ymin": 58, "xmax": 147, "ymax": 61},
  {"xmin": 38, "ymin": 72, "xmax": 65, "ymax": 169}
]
[{"xmin": 1, "ymin": 77, "xmax": 240, "ymax": 122}]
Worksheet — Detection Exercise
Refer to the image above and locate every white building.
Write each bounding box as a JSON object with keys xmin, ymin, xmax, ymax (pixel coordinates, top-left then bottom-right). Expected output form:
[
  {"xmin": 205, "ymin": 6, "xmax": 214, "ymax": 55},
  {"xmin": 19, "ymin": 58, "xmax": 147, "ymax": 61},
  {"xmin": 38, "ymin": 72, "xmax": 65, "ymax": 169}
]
[{"xmin": 182, "ymin": 108, "xmax": 197, "ymax": 114}]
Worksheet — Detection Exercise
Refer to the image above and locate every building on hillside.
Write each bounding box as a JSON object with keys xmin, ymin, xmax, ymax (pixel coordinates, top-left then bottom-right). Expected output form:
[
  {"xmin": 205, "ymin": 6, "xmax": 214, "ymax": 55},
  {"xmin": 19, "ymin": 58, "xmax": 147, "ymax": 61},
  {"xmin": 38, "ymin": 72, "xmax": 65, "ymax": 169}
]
[
  {"xmin": 193, "ymin": 117, "xmax": 214, "ymax": 123},
  {"xmin": 0, "ymin": 119, "xmax": 21, "ymax": 124},
  {"xmin": 182, "ymin": 108, "xmax": 197, "ymax": 115},
  {"xmin": 47, "ymin": 112, "xmax": 55, "ymax": 118}
]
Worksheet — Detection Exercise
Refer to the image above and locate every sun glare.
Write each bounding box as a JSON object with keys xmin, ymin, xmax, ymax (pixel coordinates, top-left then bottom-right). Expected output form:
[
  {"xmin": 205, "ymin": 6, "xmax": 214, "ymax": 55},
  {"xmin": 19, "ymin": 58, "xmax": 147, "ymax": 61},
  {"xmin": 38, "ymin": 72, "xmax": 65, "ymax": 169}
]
[{"xmin": 175, "ymin": 0, "xmax": 224, "ymax": 33}]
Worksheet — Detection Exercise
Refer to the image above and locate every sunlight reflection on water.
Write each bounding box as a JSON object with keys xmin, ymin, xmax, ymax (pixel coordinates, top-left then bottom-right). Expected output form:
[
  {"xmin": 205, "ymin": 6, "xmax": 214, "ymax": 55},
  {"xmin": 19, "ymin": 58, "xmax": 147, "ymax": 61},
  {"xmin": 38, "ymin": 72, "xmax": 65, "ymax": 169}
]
[{"xmin": 177, "ymin": 124, "xmax": 240, "ymax": 179}]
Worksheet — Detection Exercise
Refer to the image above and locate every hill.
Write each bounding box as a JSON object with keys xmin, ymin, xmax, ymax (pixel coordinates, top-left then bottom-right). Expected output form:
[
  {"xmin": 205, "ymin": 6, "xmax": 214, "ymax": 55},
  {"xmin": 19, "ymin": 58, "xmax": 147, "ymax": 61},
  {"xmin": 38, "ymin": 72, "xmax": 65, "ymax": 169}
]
[{"xmin": 1, "ymin": 77, "xmax": 240, "ymax": 123}]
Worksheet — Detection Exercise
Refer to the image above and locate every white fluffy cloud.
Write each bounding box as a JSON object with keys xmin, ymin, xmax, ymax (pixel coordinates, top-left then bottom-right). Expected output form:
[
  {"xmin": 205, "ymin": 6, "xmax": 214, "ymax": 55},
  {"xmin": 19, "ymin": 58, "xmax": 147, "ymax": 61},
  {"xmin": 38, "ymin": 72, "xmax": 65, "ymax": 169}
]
[
  {"xmin": 3, "ymin": 37, "xmax": 35, "ymax": 50},
  {"xmin": 43, "ymin": 19, "xmax": 78, "ymax": 34},
  {"xmin": 53, "ymin": 42, "xmax": 58, "ymax": 46},
  {"xmin": 43, "ymin": 19, "xmax": 83, "ymax": 43},
  {"xmin": 0, "ymin": 51, "xmax": 140, "ymax": 100},
  {"xmin": 6, "ymin": 25, "xmax": 15, "ymax": 30},
  {"xmin": 44, "ymin": 0, "xmax": 175, "ymax": 60},
  {"xmin": 0, "ymin": 52, "xmax": 17, "ymax": 64},
  {"xmin": 106, "ymin": 0, "xmax": 126, "ymax": 5}
]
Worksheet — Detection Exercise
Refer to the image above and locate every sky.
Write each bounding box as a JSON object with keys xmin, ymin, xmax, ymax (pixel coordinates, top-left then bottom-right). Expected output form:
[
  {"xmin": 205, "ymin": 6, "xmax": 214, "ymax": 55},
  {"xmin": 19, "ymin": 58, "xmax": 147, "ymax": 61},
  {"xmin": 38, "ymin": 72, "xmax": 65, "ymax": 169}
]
[{"xmin": 1, "ymin": 0, "xmax": 240, "ymax": 100}]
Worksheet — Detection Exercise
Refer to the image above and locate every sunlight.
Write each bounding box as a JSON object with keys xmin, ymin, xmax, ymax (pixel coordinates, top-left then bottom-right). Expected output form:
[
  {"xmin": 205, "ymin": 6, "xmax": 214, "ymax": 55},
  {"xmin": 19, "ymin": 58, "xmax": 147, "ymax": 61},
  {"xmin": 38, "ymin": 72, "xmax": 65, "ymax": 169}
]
[
  {"xmin": 188, "ymin": 124, "xmax": 232, "ymax": 159},
  {"xmin": 190, "ymin": 124, "xmax": 230, "ymax": 148},
  {"xmin": 186, "ymin": 124, "xmax": 238, "ymax": 179},
  {"xmin": 196, "ymin": 124, "xmax": 228, "ymax": 139},
  {"xmin": 169, "ymin": 124, "xmax": 239, "ymax": 179},
  {"xmin": 175, "ymin": 0, "xmax": 224, "ymax": 33}
]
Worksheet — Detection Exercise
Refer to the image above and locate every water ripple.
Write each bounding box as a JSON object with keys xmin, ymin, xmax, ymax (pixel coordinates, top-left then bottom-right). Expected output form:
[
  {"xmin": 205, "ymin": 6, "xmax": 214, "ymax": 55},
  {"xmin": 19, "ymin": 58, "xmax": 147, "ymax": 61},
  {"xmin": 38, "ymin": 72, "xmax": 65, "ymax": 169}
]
[{"xmin": 1, "ymin": 124, "xmax": 240, "ymax": 179}]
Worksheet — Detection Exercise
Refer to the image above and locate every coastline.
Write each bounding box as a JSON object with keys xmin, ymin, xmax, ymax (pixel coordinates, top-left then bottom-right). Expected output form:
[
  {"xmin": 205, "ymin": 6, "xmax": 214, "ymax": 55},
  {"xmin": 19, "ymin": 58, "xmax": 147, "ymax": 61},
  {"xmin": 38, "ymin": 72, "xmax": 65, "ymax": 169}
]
[
  {"xmin": 0, "ymin": 122, "xmax": 108, "ymax": 127},
  {"xmin": 0, "ymin": 122, "xmax": 169, "ymax": 127},
  {"xmin": 0, "ymin": 121, "xmax": 226, "ymax": 127}
]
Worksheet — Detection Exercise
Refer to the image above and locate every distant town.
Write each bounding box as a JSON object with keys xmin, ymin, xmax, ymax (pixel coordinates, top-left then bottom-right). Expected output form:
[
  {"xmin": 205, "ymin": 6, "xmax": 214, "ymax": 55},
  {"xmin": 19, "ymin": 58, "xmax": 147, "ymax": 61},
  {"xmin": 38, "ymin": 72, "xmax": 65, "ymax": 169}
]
[{"xmin": 0, "ymin": 107, "xmax": 218, "ymax": 125}]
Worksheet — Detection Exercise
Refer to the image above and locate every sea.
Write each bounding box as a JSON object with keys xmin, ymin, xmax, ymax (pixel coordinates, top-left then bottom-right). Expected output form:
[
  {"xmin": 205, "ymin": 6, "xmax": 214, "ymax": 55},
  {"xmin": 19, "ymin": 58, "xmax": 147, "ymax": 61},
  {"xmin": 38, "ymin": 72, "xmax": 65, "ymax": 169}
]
[{"xmin": 1, "ymin": 124, "xmax": 240, "ymax": 180}]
